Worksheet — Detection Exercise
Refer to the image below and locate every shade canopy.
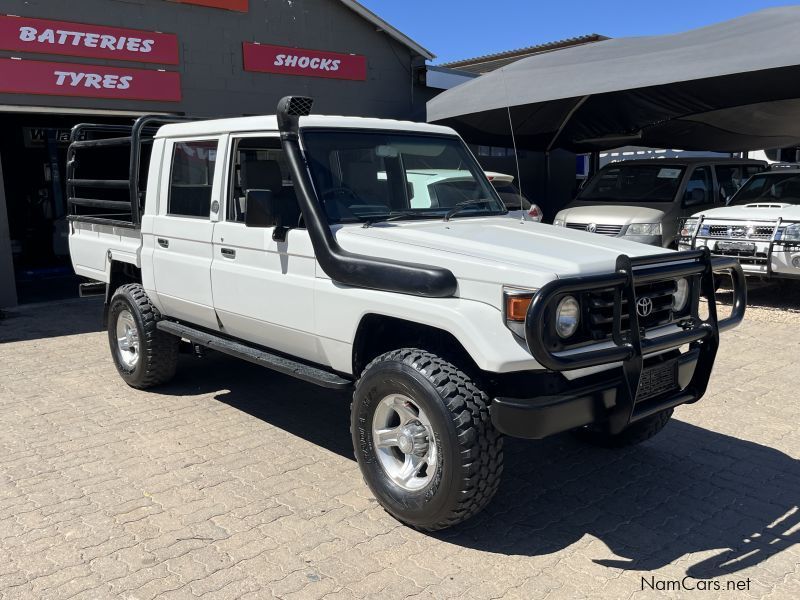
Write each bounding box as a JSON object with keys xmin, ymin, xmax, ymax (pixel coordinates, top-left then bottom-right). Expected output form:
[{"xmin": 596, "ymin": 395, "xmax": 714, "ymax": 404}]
[{"xmin": 426, "ymin": 7, "xmax": 800, "ymax": 153}]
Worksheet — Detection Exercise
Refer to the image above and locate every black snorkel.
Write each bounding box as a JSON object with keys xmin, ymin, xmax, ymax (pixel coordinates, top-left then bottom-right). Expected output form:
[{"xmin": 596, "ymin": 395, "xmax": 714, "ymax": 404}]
[{"xmin": 276, "ymin": 96, "xmax": 457, "ymax": 298}]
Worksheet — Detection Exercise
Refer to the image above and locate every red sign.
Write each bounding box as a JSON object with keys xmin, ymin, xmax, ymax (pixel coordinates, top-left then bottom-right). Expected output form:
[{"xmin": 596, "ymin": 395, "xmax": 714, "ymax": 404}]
[
  {"xmin": 0, "ymin": 15, "xmax": 179, "ymax": 64},
  {"xmin": 0, "ymin": 58, "xmax": 181, "ymax": 102},
  {"xmin": 171, "ymin": 0, "xmax": 248, "ymax": 11},
  {"xmin": 243, "ymin": 42, "xmax": 367, "ymax": 81}
]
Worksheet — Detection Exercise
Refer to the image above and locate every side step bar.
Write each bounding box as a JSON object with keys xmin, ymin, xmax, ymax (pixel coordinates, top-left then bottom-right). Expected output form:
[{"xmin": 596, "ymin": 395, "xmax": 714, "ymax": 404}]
[
  {"xmin": 79, "ymin": 282, "xmax": 106, "ymax": 297},
  {"xmin": 157, "ymin": 320, "xmax": 352, "ymax": 390}
]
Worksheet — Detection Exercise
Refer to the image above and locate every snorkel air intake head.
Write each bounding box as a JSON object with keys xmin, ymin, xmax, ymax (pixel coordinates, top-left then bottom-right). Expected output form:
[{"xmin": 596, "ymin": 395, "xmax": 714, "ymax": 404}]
[{"xmin": 277, "ymin": 96, "xmax": 313, "ymax": 138}]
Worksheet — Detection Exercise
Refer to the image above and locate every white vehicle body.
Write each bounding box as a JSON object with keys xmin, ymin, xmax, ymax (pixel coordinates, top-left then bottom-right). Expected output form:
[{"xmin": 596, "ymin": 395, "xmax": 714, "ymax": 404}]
[
  {"xmin": 66, "ymin": 100, "xmax": 745, "ymax": 530},
  {"xmin": 69, "ymin": 124, "xmax": 666, "ymax": 377},
  {"xmin": 679, "ymin": 169, "xmax": 800, "ymax": 280}
]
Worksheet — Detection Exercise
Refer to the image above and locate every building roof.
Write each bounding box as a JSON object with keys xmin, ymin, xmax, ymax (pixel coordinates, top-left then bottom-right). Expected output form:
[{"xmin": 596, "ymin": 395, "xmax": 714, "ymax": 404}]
[
  {"xmin": 339, "ymin": 0, "xmax": 435, "ymax": 60},
  {"xmin": 439, "ymin": 34, "xmax": 609, "ymax": 74}
]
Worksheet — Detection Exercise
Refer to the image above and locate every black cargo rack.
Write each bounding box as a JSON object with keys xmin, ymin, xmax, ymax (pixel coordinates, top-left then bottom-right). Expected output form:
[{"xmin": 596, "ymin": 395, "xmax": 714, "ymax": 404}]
[{"xmin": 66, "ymin": 115, "xmax": 191, "ymax": 229}]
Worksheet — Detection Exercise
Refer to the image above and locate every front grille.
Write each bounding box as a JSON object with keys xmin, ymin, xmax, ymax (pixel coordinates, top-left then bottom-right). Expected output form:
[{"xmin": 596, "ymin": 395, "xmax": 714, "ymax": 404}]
[
  {"xmin": 566, "ymin": 222, "xmax": 623, "ymax": 236},
  {"xmin": 751, "ymin": 226, "xmax": 776, "ymax": 239},
  {"xmin": 706, "ymin": 224, "xmax": 777, "ymax": 240},
  {"xmin": 585, "ymin": 279, "xmax": 678, "ymax": 340}
]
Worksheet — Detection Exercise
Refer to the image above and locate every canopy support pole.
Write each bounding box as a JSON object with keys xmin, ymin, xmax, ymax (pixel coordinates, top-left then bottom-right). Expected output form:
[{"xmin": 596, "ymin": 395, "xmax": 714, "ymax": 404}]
[
  {"xmin": 546, "ymin": 95, "xmax": 590, "ymax": 153},
  {"xmin": 544, "ymin": 95, "xmax": 590, "ymax": 204}
]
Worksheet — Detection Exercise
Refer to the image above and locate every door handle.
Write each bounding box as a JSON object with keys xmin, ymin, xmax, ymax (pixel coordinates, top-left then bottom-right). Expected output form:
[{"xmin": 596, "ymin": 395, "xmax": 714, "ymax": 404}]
[
  {"xmin": 157, "ymin": 238, "xmax": 169, "ymax": 248},
  {"xmin": 220, "ymin": 247, "xmax": 236, "ymax": 259}
]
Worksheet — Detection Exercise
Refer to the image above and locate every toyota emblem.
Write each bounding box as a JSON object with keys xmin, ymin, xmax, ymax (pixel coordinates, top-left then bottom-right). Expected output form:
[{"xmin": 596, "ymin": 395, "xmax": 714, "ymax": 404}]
[
  {"xmin": 586, "ymin": 223, "xmax": 597, "ymax": 233},
  {"xmin": 636, "ymin": 297, "xmax": 653, "ymax": 317}
]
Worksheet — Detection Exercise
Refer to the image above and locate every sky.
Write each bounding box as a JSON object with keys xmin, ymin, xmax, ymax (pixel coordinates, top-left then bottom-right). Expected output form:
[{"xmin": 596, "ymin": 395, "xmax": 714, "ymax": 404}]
[{"xmin": 357, "ymin": 0, "xmax": 799, "ymax": 64}]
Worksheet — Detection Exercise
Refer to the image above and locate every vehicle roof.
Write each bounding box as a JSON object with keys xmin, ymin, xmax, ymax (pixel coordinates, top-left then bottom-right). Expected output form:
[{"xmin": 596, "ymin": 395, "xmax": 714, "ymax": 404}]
[
  {"xmin": 601, "ymin": 157, "xmax": 766, "ymax": 167},
  {"xmin": 762, "ymin": 167, "xmax": 800, "ymax": 173},
  {"xmin": 157, "ymin": 115, "xmax": 457, "ymax": 138}
]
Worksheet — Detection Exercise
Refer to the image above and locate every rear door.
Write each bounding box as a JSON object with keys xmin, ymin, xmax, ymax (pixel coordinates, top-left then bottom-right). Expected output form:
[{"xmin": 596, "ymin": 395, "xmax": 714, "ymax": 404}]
[{"xmin": 151, "ymin": 137, "xmax": 222, "ymax": 329}]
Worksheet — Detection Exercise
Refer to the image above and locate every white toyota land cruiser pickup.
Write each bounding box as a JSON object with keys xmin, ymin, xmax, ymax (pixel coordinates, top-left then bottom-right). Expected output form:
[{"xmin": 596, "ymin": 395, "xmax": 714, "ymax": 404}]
[{"xmin": 68, "ymin": 97, "xmax": 746, "ymax": 531}]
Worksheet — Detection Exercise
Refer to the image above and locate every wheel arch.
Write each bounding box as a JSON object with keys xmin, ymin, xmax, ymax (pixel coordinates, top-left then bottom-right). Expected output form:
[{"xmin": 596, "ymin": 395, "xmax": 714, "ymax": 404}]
[
  {"xmin": 352, "ymin": 313, "xmax": 481, "ymax": 379},
  {"xmin": 104, "ymin": 260, "xmax": 142, "ymax": 326}
]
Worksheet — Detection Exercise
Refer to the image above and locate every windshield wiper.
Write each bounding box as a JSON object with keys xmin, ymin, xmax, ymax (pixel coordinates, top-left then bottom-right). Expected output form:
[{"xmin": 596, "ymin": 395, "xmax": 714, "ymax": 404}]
[
  {"xmin": 443, "ymin": 199, "xmax": 490, "ymax": 222},
  {"xmin": 361, "ymin": 211, "xmax": 419, "ymax": 228}
]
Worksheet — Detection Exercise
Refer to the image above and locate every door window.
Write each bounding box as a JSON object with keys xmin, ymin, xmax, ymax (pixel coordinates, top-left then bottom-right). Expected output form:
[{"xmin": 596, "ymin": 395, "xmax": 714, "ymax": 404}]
[
  {"xmin": 227, "ymin": 137, "xmax": 298, "ymax": 224},
  {"xmin": 168, "ymin": 140, "xmax": 218, "ymax": 217},
  {"xmin": 715, "ymin": 165, "xmax": 759, "ymax": 201},
  {"xmin": 683, "ymin": 166, "xmax": 712, "ymax": 207}
]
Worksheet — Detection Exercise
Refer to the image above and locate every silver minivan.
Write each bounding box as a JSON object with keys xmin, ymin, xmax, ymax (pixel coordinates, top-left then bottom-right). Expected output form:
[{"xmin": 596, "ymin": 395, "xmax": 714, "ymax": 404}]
[{"xmin": 553, "ymin": 158, "xmax": 765, "ymax": 247}]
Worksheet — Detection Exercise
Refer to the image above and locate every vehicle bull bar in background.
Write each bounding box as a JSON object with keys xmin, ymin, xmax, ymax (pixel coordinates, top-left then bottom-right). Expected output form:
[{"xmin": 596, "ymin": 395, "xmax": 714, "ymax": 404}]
[
  {"xmin": 525, "ymin": 248, "xmax": 746, "ymax": 434},
  {"xmin": 686, "ymin": 214, "xmax": 793, "ymax": 278}
]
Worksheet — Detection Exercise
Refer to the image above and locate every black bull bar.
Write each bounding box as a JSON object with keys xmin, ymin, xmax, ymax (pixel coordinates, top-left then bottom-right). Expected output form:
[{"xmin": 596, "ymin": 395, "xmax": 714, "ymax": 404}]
[{"xmin": 524, "ymin": 248, "xmax": 746, "ymax": 434}]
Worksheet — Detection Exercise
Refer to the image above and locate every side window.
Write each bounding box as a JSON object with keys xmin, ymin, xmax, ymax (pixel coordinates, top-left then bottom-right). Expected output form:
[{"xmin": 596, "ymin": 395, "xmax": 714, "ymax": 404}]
[
  {"xmin": 715, "ymin": 165, "xmax": 744, "ymax": 201},
  {"xmin": 228, "ymin": 137, "xmax": 297, "ymax": 224},
  {"xmin": 683, "ymin": 166, "xmax": 712, "ymax": 206},
  {"xmin": 168, "ymin": 140, "xmax": 218, "ymax": 217},
  {"xmin": 743, "ymin": 165, "xmax": 763, "ymax": 179}
]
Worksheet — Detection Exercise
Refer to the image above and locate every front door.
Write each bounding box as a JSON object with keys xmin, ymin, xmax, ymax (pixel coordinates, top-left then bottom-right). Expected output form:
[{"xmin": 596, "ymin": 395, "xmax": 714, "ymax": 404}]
[
  {"xmin": 151, "ymin": 137, "xmax": 222, "ymax": 329},
  {"xmin": 210, "ymin": 134, "xmax": 320, "ymax": 362}
]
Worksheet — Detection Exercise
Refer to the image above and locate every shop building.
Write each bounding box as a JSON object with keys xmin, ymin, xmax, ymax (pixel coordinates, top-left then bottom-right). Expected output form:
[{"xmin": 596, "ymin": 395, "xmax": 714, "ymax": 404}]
[{"xmin": 0, "ymin": 0, "xmax": 434, "ymax": 306}]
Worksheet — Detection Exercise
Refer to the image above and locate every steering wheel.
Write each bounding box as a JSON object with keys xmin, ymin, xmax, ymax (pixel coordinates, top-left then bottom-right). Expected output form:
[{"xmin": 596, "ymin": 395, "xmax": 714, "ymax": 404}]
[{"xmin": 321, "ymin": 186, "xmax": 360, "ymax": 203}]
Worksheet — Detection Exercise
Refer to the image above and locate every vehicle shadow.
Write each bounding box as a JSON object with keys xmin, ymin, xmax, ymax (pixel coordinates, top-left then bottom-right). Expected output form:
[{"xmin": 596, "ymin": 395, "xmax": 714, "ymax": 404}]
[
  {"xmin": 162, "ymin": 352, "xmax": 799, "ymax": 578},
  {"xmin": 716, "ymin": 278, "xmax": 800, "ymax": 312},
  {"xmin": 0, "ymin": 297, "xmax": 104, "ymax": 343}
]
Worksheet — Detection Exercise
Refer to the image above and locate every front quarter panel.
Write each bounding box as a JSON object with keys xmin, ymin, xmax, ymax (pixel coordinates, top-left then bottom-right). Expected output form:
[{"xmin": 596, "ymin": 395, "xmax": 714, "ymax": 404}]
[{"xmin": 313, "ymin": 280, "xmax": 539, "ymax": 375}]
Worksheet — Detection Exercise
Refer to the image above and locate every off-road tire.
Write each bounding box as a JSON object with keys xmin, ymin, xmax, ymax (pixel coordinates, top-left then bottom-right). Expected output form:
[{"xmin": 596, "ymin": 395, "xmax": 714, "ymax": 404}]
[
  {"xmin": 571, "ymin": 408, "xmax": 673, "ymax": 448},
  {"xmin": 352, "ymin": 348, "xmax": 503, "ymax": 531},
  {"xmin": 108, "ymin": 284, "xmax": 179, "ymax": 389}
]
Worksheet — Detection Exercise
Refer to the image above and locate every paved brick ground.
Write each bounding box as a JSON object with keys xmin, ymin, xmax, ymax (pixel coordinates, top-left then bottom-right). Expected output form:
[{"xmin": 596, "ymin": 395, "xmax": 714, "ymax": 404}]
[{"xmin": 0, "ymin": 296, "xmax": 798, "ymax": 599}]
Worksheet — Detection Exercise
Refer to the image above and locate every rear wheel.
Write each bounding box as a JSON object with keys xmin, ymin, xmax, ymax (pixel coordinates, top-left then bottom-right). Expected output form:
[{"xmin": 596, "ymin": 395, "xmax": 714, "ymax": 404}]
[
  {"xmin": 108, "ymin": 284, "xmax": 179, "ymax": 389},
  {"xmin": 352, "ymin": 348, "xmax": 503, "ymax": 531},
  {"xmin": 571, "ymin": 408, "xmax": 673, "ymax": 448}
]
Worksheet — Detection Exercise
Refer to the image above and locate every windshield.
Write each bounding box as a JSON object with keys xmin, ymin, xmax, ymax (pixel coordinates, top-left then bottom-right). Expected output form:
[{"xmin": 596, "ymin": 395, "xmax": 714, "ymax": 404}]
[
  {"xmin": 730, "ymin": 172, "xmax": 800, "ymax": 206},
  {"xmin": 302, "ymin": 130, "xmax": 506, "ymax": 224},
  {"xmin": 578, "ymin": 164, "xmax": 686, "ymax": 202}
]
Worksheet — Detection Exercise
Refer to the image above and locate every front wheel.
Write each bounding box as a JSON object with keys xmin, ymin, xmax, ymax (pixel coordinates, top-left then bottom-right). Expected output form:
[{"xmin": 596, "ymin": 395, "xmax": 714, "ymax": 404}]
[
  {"xmin": 571, "ymin": 408, "xmax": 673, "ymax": 448},
  {"xmin": 107, "ymin": 284, "xmax": 179, "ymax": 389},
  {"xmin": 352, "ymin": 349, "xmax": 503, "ymax": 531}
]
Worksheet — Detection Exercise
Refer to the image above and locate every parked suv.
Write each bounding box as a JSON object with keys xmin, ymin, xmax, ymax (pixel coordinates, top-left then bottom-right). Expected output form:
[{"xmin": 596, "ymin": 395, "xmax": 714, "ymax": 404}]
[
  {"xmin": 67, "ymin": 97, "xmax": 745, "ymax": 531},
  {"xmin": 553, "ymin": 158, "xmax": 765, "ymax": 247},
  {"xmin": 679, "ymin": 168, "xmax": 800, "ymax": 280}
]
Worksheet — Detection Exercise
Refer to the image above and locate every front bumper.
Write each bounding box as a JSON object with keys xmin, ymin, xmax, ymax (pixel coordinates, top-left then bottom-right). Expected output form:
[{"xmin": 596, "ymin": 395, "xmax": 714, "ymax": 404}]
[
  {"xmin": 490, "ymin": 249, "xmax": 746, "ymax": 439},
  {"xmin": 491, "ymin": 349, "xmax": 699, "ymax": 438},
  {"xmin": 680, "ymin": 216, "xmax": 800, "ymax": 279}
]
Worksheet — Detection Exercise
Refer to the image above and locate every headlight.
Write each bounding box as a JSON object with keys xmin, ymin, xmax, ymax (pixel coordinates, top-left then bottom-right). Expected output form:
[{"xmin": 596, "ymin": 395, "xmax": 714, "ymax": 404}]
[
  {"xmin": 553, "ymin": 217, "xmax": 566, "ymax": 227},
  {"xmin": 672, "ymin": 278, "xmax": 690, "ymax": 312},
  {"xmin": 555, "ymin": 295, "xmax": 580, "ymax": 339},
  {"xmin": 626, "ymin": 222, "xmax": 662, "ymax": 236},
  {"xmin": 503, "ymin": 287, "xmax": 535, "ymax": 338},
  {"xmin": 681, "ymin": 218, "xmax": 699, "ymax": 237},
  {"xmin": 783, "ymin": 223, "xmax": 800, "ymax": 241}
]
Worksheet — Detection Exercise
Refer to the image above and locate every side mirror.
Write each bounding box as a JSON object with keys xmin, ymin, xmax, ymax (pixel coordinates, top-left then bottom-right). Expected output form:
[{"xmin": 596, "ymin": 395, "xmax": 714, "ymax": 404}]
[{"xmin": 245, "ymin": 189, "xmax": 278, "ymax": 228}]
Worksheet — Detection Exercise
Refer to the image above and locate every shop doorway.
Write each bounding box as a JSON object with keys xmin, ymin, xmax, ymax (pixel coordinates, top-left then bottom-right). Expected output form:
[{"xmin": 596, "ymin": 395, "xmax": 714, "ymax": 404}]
[{"xmin": 0, "ymin": 112, "xmax": 135, "ymax": 303}]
